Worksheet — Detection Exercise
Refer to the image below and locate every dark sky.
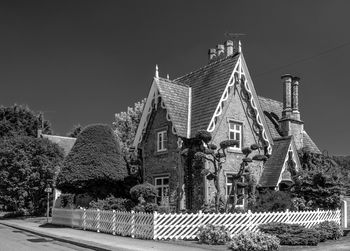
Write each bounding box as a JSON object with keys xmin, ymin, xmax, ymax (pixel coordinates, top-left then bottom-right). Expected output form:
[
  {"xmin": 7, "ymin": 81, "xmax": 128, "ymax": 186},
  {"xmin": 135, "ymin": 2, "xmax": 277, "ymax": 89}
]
[{"xmin": 1, "ymin": 1, "xmax": 349, "ymax": 155}]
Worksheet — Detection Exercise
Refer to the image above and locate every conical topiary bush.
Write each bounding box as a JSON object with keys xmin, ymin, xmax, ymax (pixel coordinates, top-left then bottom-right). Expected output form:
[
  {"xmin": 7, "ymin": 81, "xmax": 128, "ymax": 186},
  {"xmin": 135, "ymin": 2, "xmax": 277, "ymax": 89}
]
[{"xmin": 56, "ymin": 124, "xmax": 127, "ymax": 198}]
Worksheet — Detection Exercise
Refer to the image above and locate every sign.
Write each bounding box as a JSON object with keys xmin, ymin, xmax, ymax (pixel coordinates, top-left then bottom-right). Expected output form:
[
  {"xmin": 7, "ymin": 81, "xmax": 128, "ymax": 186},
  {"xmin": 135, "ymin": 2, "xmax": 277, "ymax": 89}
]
[{"xmin": 44, "ymin": 187, "xmax": 52, "ymax": 193}]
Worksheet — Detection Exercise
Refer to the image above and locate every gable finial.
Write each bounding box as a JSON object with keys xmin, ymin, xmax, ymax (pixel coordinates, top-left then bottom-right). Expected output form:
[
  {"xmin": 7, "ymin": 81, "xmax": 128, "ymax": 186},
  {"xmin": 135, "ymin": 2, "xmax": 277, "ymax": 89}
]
[
  {"xmin": 238, "ymin": 40, "xmax": 242, "ymax": 53},
  {"xmin": 155, "ymin": 64, "xmax": 159, "ymax": 78}
]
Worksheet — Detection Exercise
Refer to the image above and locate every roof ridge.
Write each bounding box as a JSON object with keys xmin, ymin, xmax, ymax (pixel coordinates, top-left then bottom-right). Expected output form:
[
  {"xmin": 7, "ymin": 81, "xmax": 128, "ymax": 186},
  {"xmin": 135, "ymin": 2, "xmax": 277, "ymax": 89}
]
[
  {"xmin": 41, "ymin": 134, "xmax": 76, "ymax": 140},
  {"xmin": 259, "ymin": 96, "xmax": 282, "ymax": 104},
  {"xmin": 157, "ymin": 77, "xmax": 189, "ymax": 87},
  {"xmin": 174, "ymin": 52, "xmax": 240, "ymax": 82}
]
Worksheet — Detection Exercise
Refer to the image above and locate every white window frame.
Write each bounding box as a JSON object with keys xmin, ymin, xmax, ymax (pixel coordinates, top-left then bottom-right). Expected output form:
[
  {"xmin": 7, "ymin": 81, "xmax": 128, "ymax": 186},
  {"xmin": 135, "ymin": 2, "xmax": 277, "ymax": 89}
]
[
  {"xmin": 155, "ymin": 176, "xmax": 169, "ymax": 205},
  {"xmin": 156, "ymin": 130, "xmax": 167, "ymax": 152},
  {"xmin": 225, "ymin": 173, "xmax": 244, "ymax": 207},
  {"xmin": 228, "ymin": 120, "xmax": 242, "ymax": 150}
]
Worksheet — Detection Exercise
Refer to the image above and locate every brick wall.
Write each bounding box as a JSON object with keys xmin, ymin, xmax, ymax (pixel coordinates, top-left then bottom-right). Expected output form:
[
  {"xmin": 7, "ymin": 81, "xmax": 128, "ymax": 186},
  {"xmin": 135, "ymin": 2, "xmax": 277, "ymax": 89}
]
[
  {"xmin": 205, "ymin": 83, "xmax": 265, "ymax": 208},
  {"xmin": 141, "ymin": 105, "xmax": 181, "ymax": 208}
]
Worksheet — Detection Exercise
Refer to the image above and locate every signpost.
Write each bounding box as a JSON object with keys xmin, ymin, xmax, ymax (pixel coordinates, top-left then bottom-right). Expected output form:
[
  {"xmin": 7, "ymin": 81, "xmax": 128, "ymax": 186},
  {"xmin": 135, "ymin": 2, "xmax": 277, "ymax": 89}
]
[{"xmin": 44, "ymin": 186, "xmax": 52, "ymax": 223}]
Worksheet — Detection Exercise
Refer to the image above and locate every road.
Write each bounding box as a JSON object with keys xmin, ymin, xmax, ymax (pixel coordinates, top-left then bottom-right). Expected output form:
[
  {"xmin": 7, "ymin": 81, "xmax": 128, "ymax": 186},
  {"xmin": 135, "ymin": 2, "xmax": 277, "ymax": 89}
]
[{"xmin": 0, "ymin": 224, "xmax": 109, "ymax": 251}]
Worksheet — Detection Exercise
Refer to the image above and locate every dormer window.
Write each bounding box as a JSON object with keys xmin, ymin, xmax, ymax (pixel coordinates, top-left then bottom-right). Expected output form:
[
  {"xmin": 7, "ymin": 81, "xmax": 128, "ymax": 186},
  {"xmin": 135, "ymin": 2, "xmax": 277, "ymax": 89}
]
[
  {"xmin": 229, "ymin": 121, "xmax": 242, "ymax": 150},
  {"xmin": 157, "ymin": 130, "xmax": 167, "ymax": 152}
]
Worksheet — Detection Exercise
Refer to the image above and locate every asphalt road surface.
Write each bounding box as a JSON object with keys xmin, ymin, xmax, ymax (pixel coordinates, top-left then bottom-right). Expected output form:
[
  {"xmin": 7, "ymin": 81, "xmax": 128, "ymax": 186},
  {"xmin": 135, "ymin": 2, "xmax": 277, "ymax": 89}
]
[{"xmin": 0, "ymin": 224, "xmax": 109, "ymax": 251}]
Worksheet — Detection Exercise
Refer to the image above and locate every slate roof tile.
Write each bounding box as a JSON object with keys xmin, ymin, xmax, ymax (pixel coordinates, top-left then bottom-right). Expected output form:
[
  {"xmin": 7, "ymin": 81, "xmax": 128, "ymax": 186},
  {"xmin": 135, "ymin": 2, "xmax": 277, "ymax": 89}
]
[
  {"xmin": 175, "ymin": 53, "xmax": 240, "ymax": 135},
  {"xmin": 259, "ymin": 137, "xmax": 292, "ymax": 187},
  {"xmin": 156, "ymin": 77, "xmax": 189, "ymax": 138},
  {"xmin": 259, "ymin": 96, "xmax": 321, "ymax": 153},
  {"xmin": 41, "ymin": 134, "xmax": 76, "ymax": 156}
]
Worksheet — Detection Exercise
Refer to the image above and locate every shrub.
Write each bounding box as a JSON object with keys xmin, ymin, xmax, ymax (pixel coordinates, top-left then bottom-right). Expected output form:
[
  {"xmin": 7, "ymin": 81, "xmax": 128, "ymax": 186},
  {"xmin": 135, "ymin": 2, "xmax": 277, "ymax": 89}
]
[
  {"xmin": 56, "ymin": 124, "xmax": 127, "ymax": 198},
  {"xmin": 313, "ymin": 221, "xmax": 343, "ymax": 240},
  {"xmin": 2, "ymin": 209, "xmax": 28, "ymax": 218},
  {"xmin": 195, "ymin": 130, "xmax": 212, "ymax": 143},
  {"xmin": 258, "ymin": 222, "xmax": 320, "ymax": 246},
  {"xmin": 59, "ymin": 193, "xmax": 75, "ymax": 208},
  {"xmin": 197, "ymin": 224, "xmax": 231, "ymax": 245},
  {"xmin": 89, "ymin": 195, "xmax": 135, "ymax": 211},
  {"xmin": 130, "ymin": 183, "xmax": 157, "ymax": 203},
  {"xmin": 75, "ymin": 193, "xmax": 94, "ymax": 208},
  {"xmin": 132, "ymin": 202, "xmax": 158, "ymax": 213},
  {"xmin": 252, "ymin": 191, "xmax": 292, "ymax": 212},
  {"xmin": 229, "ymin": 231, "xmax": 280, "ymax": 251}
]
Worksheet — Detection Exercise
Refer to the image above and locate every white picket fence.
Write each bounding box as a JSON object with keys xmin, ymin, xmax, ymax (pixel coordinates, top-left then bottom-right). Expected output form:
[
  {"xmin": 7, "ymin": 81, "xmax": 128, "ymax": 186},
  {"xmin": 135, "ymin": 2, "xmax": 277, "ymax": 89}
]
[{"xmin": 52, "ymin": 208, "xmax": 341, "ymax": 240}]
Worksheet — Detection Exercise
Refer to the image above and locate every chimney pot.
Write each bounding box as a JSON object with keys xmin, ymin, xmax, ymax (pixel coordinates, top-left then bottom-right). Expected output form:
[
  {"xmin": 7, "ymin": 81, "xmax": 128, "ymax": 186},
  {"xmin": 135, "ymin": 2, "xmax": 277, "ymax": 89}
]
[
  {"xmin": 216, "ymin": 44, "xmax": 224, "ymax": 56},
  {"xmin": 208, "ymin": 48, "xmax": 216, "ymax": 61},
  {"xmin": 224, "ymin": 40, "xmax": 234, "ymax": 56}
]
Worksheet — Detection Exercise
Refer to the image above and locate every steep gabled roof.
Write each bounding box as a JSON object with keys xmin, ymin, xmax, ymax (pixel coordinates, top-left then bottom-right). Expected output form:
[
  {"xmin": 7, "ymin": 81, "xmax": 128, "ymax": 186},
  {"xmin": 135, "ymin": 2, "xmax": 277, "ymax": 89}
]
[
  {"xmin": 303, "ymin": 131, "xmax": 321, "ymax": 153},
  {"xmin": 133, "ymin": 77, "xmax": 191, "ymax": 146},
  {"xmin": 175, "ymin": 53, "xmax": 240, "ymax": 135},
  {"xmin": 156, "ymin": 77, "xmax": 189, "ymax": 137},
  {"xmin": 40, "ymin": 134, "xmax": 76, "ymax": 156},
  {"xmin": 259, "ymin": 137, "xmax": 292, "ymax": 187},
  {"xmin": 259, "ymin": 96, "xmax": 321, "ymax": 153},
  {"xmin": 259, "ymin": 96, "xmax": 284, "ymax": 139}
]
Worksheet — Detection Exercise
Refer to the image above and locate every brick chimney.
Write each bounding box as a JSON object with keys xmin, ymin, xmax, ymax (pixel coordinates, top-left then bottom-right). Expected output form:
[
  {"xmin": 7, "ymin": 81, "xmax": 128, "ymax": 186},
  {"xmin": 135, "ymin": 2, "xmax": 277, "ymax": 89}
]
[
  {"xmin": 279, "ymin": 74, "xmax": 304, "ymax": 149},
  {"xmin": 291, "ymin": 76, "xmax": 300, "ymax": 120},
  {"xmin": 281, "ymin": 74, "xmax": 293, "ymax": 119}
]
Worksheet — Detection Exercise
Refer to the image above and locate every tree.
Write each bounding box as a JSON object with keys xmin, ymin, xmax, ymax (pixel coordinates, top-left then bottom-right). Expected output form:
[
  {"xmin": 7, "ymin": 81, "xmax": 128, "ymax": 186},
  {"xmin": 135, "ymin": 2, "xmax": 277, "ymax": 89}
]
[
  {"xmin": 66, "ymin": 124, "xmax": 83, "ymax": 138},
  {"xmin": 0, "ymin": 137, "xmax": 64, "ymax": 214},
  {"xmin": 113, "ymin": 99, "xmax": 145, "ymax": 155},
  {"xmin": 0, "ymin": 104, "xmax": 51, "ymax": 138},
  {"xmin": 291, "ymin": 149, "xmax": 345, "ymax": 210},
  {"xmin": 182, "ymin": 130, "xmax": 266, "ymax": 212},
  {"xmin": 56, "ymin": 124, "xmax": 127, "ymax": 198}
]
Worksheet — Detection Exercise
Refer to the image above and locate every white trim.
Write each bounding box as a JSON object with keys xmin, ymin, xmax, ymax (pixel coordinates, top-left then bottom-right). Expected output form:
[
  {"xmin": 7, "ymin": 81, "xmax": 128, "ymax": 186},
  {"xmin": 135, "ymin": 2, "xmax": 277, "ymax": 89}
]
[
  {"xmin": 133, "ymin": 79, "xmax": 159, "ymax": 148},
  {"xmin": 155, "ymin": 176, "xmax": 170, "ymax": 205},
  {"xmin": 276, "ymin": 142, "xmax": 299, "ymax": 188},
  {"xmin": 225, "ymin": 173, "xmax": 245, "ymax": 207},
  {"xmin": 228, "ymin": 120, "xmax": 242, "ymax": 150},
  {"xmin": 206, "ymin": 54, "xmax": 272, "ymax": 155},
  {"xmin": 240, "ymin": 56, "xmax": 272, "ymax": 155},
  {"xmin": 156, "ymin": 130, "xmax": 167, "ymax": 152},
  {"xmin": 133, "ymin": 78, "xmax": 180, "ymax": 149},
  {"xmin": 187, "ymin": 87, "xmax": 192, "ymax": 138}
]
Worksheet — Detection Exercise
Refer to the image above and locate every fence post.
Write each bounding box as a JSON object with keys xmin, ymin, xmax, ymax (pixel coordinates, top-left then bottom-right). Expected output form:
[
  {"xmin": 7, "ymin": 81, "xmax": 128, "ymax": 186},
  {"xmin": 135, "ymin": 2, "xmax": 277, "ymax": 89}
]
[
  {"xmin": 97, "ymin": 209, "xmax": 100, "ymax": 233},
  {"xmin": 131, "ymin": 210, "xmax": 135, "ymax": 238},
  {"xmin": 153, "ymin": 211, "xmax": 158, "ymax": 240},
  {"xmin": 247, "ymin": 210, "xmax": 252, "ymax": 230},
  {"xmin": 285, "ymin": 209, "xmax": 290, "ymax": 224},
  {"xmin": 83, "ymin": 209, "xmax": 86, "ymax": 230},
  {"xmin": 317, "ymin": 208, "xmax": 320, "ymax": 224},
  {"xmin": 112, "ymin": 210, "xmax": 116, "ymax": 235},
  {"xmin": 341, "ymin": 200, "xmax": 347, "ymax": 228},
  {"xmin": 198, "ymin": 210, "xmax": 203, "ymax": 227}
]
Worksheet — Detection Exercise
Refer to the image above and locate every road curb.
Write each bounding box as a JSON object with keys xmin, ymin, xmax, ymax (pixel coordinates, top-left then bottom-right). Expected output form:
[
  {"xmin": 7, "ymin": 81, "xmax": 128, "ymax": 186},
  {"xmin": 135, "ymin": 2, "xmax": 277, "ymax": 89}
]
[{"xmin": 0, "ymin": 221, "xmax": 134, "ymax": 251}]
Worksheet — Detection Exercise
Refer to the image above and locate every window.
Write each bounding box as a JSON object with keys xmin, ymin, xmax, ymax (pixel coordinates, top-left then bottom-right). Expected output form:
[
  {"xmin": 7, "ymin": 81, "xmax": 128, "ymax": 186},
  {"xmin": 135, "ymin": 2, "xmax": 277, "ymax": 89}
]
[
  {"xmin": 229, "ymin": 121, "xmax": 242, "ymax": 150},
  {"xmin": 156, "ymin": 130, "xmax": 167, "ymax": 152},
  {"xmin": 155, "ymin": 176, "xmax": 169, "ymax": 205},
  {"xmin": 226, "ymin": 174, "xmax": 244, "ymax": 207}
]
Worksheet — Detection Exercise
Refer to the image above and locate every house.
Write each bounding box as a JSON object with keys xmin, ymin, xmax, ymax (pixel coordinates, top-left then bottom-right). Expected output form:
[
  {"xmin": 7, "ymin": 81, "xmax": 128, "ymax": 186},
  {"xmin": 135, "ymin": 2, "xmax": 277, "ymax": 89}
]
[
  {"xmin": 133, "ymin": 40, "xmax": 321, "ymax": 211},
  {"xmin": 37, "ymin": 129, "xmax": 76, "ymax": 202}
]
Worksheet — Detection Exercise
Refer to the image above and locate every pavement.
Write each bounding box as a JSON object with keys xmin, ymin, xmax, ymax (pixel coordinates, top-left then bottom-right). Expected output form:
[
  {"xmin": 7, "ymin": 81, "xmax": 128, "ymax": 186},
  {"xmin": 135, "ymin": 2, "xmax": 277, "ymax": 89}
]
[{"xmin": 0, "ymin": 218, "xmax": 209, "ymax": 251}]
